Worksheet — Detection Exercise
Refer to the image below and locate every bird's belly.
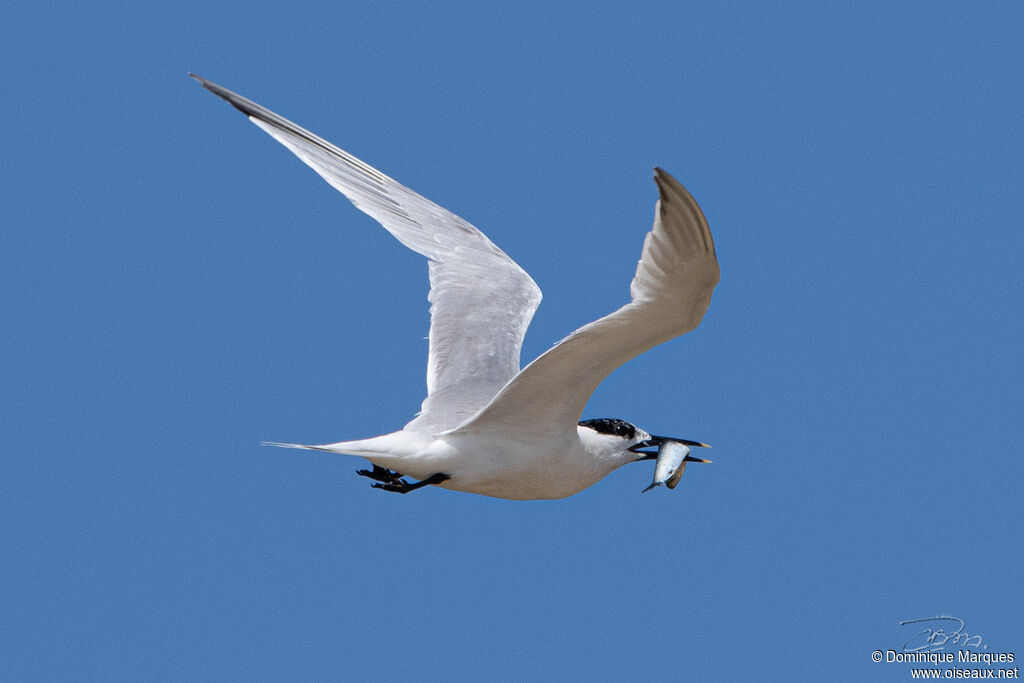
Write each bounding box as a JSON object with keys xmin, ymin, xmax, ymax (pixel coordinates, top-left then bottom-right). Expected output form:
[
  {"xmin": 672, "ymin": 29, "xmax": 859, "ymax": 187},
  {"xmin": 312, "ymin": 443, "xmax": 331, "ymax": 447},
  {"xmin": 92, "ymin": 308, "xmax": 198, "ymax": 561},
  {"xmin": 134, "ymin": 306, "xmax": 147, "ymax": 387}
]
[
  {"xmin": 362, "ymin": 433, "xmax": 619, "ymax": 500},
  {"xmin": 433, "ymin": 439, "xmax": 616, "ymax": 501},
  {"xmin": 442, "ymin": 472, "xmax": 604, "ymax": 500}
]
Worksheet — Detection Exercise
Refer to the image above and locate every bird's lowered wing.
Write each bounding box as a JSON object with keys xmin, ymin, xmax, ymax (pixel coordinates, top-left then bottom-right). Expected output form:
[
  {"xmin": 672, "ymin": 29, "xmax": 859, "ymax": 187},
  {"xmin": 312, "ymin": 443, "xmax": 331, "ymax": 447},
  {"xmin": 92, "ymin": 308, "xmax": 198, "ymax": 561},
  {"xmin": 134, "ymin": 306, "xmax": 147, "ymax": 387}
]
[
  {"xmin": 455, "ymin": 168, "xmax": 718, "ymax": 441},
  {"xmin": 191, "ymin": 75, "xmax": 542, "ymax": 433}
]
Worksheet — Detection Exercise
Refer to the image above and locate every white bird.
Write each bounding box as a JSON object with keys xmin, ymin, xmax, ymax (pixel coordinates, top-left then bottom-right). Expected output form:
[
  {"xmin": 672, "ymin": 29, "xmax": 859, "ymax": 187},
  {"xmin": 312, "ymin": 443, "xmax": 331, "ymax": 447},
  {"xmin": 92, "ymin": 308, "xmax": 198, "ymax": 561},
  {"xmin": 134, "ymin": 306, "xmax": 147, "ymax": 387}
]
[{"xmin": 191, "ymin": 74, "xmax": 719, "ymax": 500}]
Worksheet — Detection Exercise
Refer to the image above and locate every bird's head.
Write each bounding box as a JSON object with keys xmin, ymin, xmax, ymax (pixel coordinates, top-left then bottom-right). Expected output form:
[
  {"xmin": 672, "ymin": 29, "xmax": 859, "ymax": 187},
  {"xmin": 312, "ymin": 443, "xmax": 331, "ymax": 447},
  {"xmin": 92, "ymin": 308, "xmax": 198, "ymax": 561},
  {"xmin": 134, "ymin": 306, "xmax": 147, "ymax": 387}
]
[{"xmin": 577, "ymin": 418, "xmax": 711, "ymax": 464}]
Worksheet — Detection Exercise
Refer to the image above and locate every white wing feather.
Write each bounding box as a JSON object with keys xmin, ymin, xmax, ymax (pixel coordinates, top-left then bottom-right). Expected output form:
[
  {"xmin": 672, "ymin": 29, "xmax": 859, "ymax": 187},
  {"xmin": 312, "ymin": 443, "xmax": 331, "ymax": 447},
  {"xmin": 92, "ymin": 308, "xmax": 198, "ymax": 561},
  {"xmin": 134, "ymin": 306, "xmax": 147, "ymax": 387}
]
[
  {"xmin": 456, "ymin": 168, "xmax": 719, "ymax": 440},
  {"xmin": 191, "ymin": 75, "xmax": 542, "ymax": 433}
]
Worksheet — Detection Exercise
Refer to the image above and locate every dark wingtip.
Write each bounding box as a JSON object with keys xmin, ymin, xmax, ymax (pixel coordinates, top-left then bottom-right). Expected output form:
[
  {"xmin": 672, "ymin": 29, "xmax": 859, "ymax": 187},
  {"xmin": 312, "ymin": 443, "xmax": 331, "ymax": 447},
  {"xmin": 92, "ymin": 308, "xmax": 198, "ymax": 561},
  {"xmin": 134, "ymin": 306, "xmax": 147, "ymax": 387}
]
[
  {"xmin": 653, "ymin": 166, "xmax": 675, "ymax": 182},
  {"xmin": 652, "ymin": 167, "xmax": 665, "ymax": 190},
  {"xmin": 652, "ymin": 166, "xmax": 682, "ymax": 203},
  {"xmin": 187, "ymin": 73, "xmax": 266, "ymax": 121}
]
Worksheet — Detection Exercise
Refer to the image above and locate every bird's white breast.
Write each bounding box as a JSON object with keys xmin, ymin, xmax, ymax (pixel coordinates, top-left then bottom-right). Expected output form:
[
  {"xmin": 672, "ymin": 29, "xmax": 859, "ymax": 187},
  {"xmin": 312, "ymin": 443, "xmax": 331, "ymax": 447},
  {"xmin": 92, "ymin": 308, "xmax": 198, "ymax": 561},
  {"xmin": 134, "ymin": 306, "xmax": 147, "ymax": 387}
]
[{"xmin": 405, "ymin": 429, "xmax": 629, "ymax": 500}]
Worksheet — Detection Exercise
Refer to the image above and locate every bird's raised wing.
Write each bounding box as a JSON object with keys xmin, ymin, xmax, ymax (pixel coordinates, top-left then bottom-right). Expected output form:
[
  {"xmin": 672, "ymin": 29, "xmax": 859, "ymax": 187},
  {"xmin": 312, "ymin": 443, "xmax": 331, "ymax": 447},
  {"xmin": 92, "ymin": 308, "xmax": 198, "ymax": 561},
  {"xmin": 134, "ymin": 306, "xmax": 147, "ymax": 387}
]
[
  {"xmin": 455, "ymin": 168, "xmax": 718, "ymax": 440},
  {"xmin": 191, "ymin": 75, "xmax": 542, "ymax": 433}
]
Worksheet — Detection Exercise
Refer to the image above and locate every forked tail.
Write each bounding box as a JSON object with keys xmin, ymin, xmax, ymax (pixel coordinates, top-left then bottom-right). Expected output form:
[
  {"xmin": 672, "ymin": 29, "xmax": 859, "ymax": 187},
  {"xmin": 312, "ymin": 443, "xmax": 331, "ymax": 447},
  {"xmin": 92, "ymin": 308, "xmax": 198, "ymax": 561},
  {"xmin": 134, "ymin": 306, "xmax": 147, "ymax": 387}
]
[
  {"xmin": 258, "ymin": 433, "xmax": 431, "ymax": 477},
  {"xmin": 260, "ymin": 441, "xmax": 335, "ymax": 451}
]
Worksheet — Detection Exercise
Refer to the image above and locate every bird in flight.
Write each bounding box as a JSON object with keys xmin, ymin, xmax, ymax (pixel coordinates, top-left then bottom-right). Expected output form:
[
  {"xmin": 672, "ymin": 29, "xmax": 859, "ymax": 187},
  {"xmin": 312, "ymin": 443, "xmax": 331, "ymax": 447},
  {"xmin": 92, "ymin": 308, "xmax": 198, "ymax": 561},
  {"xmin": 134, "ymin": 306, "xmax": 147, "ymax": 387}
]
[{"xmin": 191, "ymin": 74, "xmax": 719, "ymax": 500}]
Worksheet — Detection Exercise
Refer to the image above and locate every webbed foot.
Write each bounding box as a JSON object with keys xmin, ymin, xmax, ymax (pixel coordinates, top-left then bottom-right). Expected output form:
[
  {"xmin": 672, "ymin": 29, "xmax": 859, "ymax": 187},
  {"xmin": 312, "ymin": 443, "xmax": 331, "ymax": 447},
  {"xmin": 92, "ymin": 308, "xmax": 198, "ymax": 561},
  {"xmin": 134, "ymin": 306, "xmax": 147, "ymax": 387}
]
[
  {"xmin": 356, "ymin": 465, "xmax": 404, "ymax": 485},
  {"xmin": 366, "ymin": 473, "xmax": 450, "ymax": 493}
]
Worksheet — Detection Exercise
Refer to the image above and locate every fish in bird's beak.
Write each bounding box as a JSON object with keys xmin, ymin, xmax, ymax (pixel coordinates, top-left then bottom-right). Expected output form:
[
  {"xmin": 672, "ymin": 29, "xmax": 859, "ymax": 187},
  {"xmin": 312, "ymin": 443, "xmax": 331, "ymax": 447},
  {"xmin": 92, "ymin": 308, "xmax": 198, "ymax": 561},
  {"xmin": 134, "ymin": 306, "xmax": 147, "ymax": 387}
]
[
  {"xmin": 628, "ymin": 435, "xmax": 711, "ymax": 456},
  {"xmin": 634, "ymin": 438, "xmax": 712, "ymax": 493}
]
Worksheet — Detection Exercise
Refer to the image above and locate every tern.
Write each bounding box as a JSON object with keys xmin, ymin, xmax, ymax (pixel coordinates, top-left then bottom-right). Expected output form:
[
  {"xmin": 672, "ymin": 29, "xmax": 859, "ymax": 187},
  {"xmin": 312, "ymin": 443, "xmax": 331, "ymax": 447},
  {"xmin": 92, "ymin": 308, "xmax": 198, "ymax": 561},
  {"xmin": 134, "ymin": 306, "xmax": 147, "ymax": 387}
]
[{"xmin": 192, "ymin": 74, "xmax": 719, "ymax": 500}]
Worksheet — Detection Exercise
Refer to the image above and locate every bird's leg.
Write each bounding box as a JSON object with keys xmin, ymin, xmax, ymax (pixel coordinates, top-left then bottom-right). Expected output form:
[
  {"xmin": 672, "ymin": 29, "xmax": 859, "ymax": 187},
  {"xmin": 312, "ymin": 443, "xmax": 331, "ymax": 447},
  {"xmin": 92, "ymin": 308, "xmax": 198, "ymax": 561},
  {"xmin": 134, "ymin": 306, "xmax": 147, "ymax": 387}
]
[
  {"xmin": 370, "ymin": 472, "xmax": 451, "ymax": 495},
  {"xmin": 355, "ymin": 465, "xmax": 405, "ymax": 485}
]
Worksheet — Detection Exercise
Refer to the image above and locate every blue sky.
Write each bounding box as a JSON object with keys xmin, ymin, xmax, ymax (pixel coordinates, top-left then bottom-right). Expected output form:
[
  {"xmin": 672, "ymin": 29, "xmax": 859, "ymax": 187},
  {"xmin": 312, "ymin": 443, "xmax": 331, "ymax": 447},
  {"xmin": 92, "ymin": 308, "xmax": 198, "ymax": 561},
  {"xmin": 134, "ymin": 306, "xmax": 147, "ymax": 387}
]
[{"xmin": 4, "ymin": 1, "xmax": 1022, "ymax": 680}]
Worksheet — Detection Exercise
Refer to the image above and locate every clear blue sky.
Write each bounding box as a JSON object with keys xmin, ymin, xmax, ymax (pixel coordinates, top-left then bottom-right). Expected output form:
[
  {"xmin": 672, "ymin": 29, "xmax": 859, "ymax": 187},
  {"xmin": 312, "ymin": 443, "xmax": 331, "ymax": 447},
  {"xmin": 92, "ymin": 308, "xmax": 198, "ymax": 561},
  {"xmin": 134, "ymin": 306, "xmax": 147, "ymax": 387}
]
[{"xmin": 3, "ymin": 2, "xmax": 1022, "ymax": 680}]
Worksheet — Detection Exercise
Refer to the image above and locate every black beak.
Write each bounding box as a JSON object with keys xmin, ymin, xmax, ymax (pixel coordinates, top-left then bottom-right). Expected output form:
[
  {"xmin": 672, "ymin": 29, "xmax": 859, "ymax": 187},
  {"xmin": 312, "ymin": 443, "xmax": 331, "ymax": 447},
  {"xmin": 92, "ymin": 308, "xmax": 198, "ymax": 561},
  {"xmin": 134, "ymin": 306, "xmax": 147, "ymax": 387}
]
[{"xmin": 628, "ymin": 435, "xmax": 712, "ymax": 459}]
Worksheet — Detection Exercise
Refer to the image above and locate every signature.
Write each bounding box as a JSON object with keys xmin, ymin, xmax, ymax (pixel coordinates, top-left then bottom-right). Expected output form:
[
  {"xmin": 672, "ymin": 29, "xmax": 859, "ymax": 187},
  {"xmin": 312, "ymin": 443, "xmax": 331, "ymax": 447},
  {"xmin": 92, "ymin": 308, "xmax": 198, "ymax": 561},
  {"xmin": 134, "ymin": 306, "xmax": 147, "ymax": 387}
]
[{"xmin": 899, "ymin": 616, "xmax": 985, "ymax": 652}]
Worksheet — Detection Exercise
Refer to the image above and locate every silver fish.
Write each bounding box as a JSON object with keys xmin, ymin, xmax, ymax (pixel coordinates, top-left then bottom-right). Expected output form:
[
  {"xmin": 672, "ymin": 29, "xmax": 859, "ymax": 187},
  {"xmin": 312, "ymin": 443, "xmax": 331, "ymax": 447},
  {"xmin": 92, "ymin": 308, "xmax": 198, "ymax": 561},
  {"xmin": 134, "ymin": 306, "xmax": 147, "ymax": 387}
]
[{"xmin": 642, "ymin": 439, "xmax": 711, "ymax": 492}]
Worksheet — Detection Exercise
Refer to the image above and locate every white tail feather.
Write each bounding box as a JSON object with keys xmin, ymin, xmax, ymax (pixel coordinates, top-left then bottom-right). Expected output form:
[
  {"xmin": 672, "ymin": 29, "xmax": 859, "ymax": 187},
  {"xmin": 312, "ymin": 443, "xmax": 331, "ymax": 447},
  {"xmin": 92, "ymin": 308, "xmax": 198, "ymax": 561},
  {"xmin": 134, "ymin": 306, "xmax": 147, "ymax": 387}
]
[{"xmin": 260, "ymin": 441, "xmax": 333, "ymax": 451}]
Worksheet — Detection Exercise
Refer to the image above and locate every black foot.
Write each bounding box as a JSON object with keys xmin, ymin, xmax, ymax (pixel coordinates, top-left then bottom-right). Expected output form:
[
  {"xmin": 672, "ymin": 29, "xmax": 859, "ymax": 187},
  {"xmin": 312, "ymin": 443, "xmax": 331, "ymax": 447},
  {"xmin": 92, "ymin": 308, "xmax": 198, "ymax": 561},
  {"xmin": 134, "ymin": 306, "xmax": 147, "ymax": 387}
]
[
  {"xmin": 356, "ymin": 465, "xmax": 405, "ymax": 485},
  {"xmin": 362, "ymin": 471, "xmax": 451, "ymax": 495}
]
